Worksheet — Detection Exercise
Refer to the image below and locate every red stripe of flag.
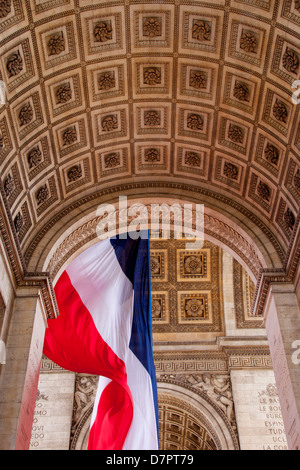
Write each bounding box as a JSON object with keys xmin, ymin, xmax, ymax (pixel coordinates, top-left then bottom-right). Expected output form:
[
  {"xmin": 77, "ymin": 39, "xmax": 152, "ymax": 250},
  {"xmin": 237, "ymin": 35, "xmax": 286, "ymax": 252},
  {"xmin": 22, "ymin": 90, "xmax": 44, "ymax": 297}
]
[{"xmin": 43, "ymin": 270, "xmax": 133, "ymax": 449}]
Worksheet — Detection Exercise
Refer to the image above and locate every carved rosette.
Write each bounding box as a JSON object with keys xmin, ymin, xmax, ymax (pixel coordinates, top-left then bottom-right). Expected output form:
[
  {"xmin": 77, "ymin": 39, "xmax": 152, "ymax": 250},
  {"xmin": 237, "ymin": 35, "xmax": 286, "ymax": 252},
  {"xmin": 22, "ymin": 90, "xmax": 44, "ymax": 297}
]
[
  {"xmin": 189, "ymin": 70, "xmax": 207, "ymax": 89},
  {"xmin": 36, "ymin": 185, "xmax": 49, "ymax": 205},
  {"xmin": 233, "ymin": 81, "xmax": 250, "ymax": 102},
  {"xmin": 63, "ymin": 127, "xmax": 77, "ymax": 146},
  {"xmin": 19, "ymin": 103, "xmax": 33, "ymax": 126},
  {"xmin": 187, "ymin": 113, "xmax": 203, "ymax": 131},
  {"xmin": 184, "ymin": 255, "xmax": 202, "ymax": 274},
  {"xmin": 98, "ymin": 72, "xmax": 115, "ymax": 90},
  {"xmin": 6, "ymin": 52, "xmax": 23, "ymax": 78},
  {"xmin": 284, "ymin": 208, "xmax": 295, "ymax": 231},
  {"xmin": 14, "ymin": 212, "xmax": 23, "ymax": 233},
  {"xmin": 104, "ymin": 152, "xmax": 120, "ymax": 168},
  {"xmin": 94, "ymin": 21, "xmax": 113, "ymax": 43},
  {"xmin": 192, "ymin": 20, "xmax": 211, "ymax": 41},
  {"xmin": 143, "ymin": 17, "xmax": 162, "ymax": 37},
  {"xmin": 223, "ymin": 162, "xmax": 239, "ymax": 180},
  {"xmin": 101, "ymin": 114, "xmax": 118, "ymax": 132},
  {"xmin": 264, "ymin": 143, "xmax": 279, "ymax": 166},
  {"xmin": 28, "ymin": 147, "xmax": 42, "ymax": 169},
  {"xmin": 294, "ymin": 169, "xmax": 300, "ymax": 192},
  {"xmin": 143, "ymin": 67, "xmax": 161, "ymax": 85},
  {"xmin": 184, "ymin": 151, "xmax": 201, "ymax": 167},
  {"xmin": 150, "ymin": 256, "xmax": 161, "ymax": 275},
  {"xmin": 48, "ymin": 33, "xmax": 65, "ymax": 55},
  {"xmin": 240, "ymin": 30, "xmax": 257, "ymax": 53},
  {"xmin": 144, "ymin": 148, "xmax": 160, "ymax": 162},
  {"xmin": 185, "ymin": 298, "xmax": 205, "ymax": 318},
  {"xmin": 282, "ymin": 47, "xmax": 299, "ymax": 74},
  {"xmin": 257, "ymin": 181, "xmax": 271, "ymax": 202},
  {"xmin": 295, "ymin": 0, "xmax": 300, "ymax": 12},
  {"xmin": 228, "ymin": 124, "xmax": 243, "ymax": 143},
  {"xmin": 144, "ymin": 110, "xmax": 160, "ymax": 126},
  {"xmin": 56, "ymin": 84, "xmax": 72, "ymax": 104},
  {"xmin": 67, "ymin": 165, "xmax": 82, "ymax": 183},
  {"xmin": 152, "ymin": 299, "xmax": 162, "ymax": 318},
  {"xmin": 0, "ymin": 0, "xmax": 11, "ymax": 18},
  {"xmin": 3, "ymin": 173, "xmax": 14, "ymax": 198},
  {"xmin": 273, "ymin": 99, "xmax": 288, "ymax": 123}
]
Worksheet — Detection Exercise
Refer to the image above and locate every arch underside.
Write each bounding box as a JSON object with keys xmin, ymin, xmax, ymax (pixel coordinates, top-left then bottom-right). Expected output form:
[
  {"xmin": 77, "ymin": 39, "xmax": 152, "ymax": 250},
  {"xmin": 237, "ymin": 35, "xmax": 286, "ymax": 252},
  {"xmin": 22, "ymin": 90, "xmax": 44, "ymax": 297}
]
[{"xmin": 0, "ymin": 0, "xmax": 298, "ymax": 289}]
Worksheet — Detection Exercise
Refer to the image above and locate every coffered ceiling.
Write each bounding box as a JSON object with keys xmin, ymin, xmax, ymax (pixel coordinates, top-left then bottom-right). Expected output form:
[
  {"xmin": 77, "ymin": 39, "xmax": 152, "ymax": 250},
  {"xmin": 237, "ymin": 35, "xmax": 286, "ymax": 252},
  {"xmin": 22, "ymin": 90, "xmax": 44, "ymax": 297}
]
[{"xmin": 0, "ymin": 0, "xmax": 299, "ymax": 270}]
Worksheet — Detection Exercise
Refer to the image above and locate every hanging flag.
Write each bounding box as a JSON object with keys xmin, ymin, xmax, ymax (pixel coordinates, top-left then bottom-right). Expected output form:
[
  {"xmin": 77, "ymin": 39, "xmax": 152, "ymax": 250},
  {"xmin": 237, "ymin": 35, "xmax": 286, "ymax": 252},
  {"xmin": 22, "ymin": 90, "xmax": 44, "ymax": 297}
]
[{"xmin": 43, "ymin": 233, "xmax": 159, "ymax": 450}]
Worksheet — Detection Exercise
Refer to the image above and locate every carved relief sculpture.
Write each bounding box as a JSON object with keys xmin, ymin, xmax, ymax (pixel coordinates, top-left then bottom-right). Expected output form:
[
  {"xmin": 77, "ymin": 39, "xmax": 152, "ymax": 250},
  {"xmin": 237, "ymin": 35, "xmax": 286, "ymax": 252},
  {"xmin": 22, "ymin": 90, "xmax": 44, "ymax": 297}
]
[
  {"xmin": 192, "ymin": 20, "xmax": 211, "ymax": 41},
  {"xmin": 56, "ymin": 84, "xmax": 72, "ymax": 104},
  {"xmin": 294, "ymin": 169, "xmax": 300, "ymax": 191},
  {"xmin": 264, "ymin": 143, "xmax": 279, "ymax": 166},
  {"xmin": 62, "ymin": 127, "xmax": 77, "ymax": 146},
  {"xmin": 94, "ymin": 21, "xmax": 113, "ymax": 42},
  {"xmin": 184, "ymin": 151, "xmax": 201, "ymax": 167},
  {"xmin": 144, "ymin": 148, "xmax": 160, "ymax": 162},
  {"xmin": 0, "ymin": 0, "xmax": 11, "ymax": 18},
  {"xmin": 257, "ymin": 181, "xmax": 271, "ymax": 202},
  {"xmin": 67, "ymin": 165, "xmax": 82, "ymax": 183},
  {"xmin": 228, "ymin": 124, "xmax": 243, "ymax": 143},
  {"xmin": 104, "ymin": 152, "xmax": 120, "ymax": 168},
  {"xmin": 223, "ymin": 162, "xmax": 239, "ymax": 180},
  {"xmin": 143, "ymin": 67, "xmax": 161, "ymax": 85},
  {"xmin": 284, "ymin": 208, "xmax": 295, "ymax": 231},
  {"xmin": 3, "ymin": 173, "xmax": 14, "ymax": 198},
  {"xmin": 14, "ymin": 212, "xmax": 23, "ymax": 233},
  {"xmin": 273, "ymin": 99, "xmax": 288, "ymax": 123},
  {"xmin": 36, "ymin": 185, "xmax": 49, "ymax": 205},
  {"xmin": 233, "ymin": 81, "xmax": 250, "ymax": 102},
  {"xmin": 48, "ymin": 33, "xmax": 65, "ymax": 55},
  {"xmin": 143, "ymin": 17, "xmax": 162, "ymax": 37},
  {"xmin": 28, "ymin": 147, "xmax": 42, "ymax": 169},
  {"xmin": 282, "ymin": 47, "xmax": 299, "ymax": 74},
  {"xmin": 144, "ymin": 110, "xmax": 160, "ymax": 126},
  {"xmin": 98, "ymin": 72, "xmax": 115, "ymax": 90},
  {"xmin": 193, "ymin": 373, "xmax": 234, "ymax": 423},
  {"xmin": 19, "ymin": 103, "xmax": 33, "ymax": 126},
  {"xmin": 6, "ymin": 52, "xmax": 23, "ymax": 77},
  {"xmin": 101, "ymin": 114, "xmax": 118, "ymax": 132},
  {"xmin": 187, "ymin": 113, "xmax": 203, "ymax": 131},
  {"xmin": 239, "ymin": 30, "xmax": 257, "ymax": 53},
  {"xmin": 189, "ymin": 70, "xmax": 207, "ymax": 89}
]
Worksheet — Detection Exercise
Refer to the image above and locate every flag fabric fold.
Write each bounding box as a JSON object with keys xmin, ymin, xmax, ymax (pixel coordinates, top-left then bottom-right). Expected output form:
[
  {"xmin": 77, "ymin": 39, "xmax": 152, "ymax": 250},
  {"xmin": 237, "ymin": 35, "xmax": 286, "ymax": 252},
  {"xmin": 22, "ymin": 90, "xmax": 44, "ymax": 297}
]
[{"xmin": 43, "ymin": 234, "xmax": 158, "ymax": 450}]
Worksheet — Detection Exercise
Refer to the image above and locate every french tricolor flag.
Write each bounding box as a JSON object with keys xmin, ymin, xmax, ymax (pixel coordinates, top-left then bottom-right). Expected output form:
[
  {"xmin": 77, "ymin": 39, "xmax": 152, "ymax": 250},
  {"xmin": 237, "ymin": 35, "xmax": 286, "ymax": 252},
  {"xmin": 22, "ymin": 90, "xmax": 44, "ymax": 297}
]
[{"xmin": 43, "ymin": 233, "xmax": 159, "ymax": 450}]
